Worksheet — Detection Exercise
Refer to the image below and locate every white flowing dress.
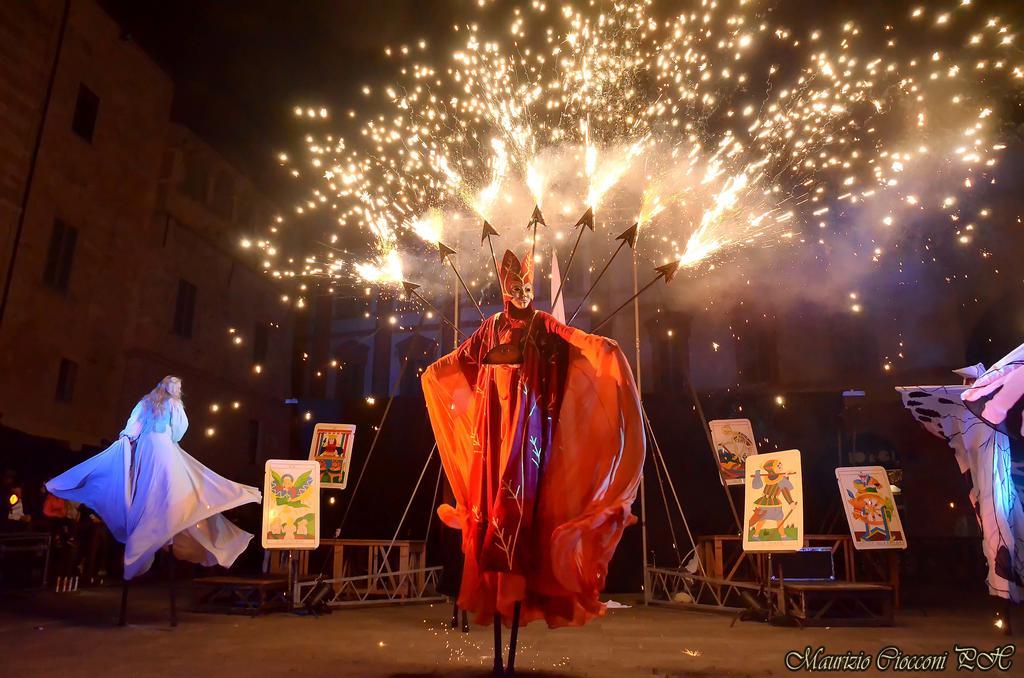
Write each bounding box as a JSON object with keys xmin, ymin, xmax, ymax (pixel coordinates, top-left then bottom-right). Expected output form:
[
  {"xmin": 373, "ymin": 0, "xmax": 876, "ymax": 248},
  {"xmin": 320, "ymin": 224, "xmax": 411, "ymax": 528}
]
[{"xmin": 46, "ymin": 398, "xmax": 262, "ymax": 579}]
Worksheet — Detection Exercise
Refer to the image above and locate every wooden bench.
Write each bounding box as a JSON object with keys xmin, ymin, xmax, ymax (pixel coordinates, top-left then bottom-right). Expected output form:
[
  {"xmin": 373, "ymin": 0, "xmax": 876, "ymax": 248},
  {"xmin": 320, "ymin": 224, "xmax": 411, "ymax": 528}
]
[
  {"xmin": 193, "ymin": 576, "xmax": 289, "ymax": 616},
  {"xmin": 778, "ymin": 581, "xmax": 894, "ymax": 626}
]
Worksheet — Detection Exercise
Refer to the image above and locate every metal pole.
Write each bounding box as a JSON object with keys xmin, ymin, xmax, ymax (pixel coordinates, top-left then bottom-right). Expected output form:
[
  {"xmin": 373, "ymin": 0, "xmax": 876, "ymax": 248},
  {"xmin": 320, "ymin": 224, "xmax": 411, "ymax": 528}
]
[
  {"xmin": 378, "ymin": 445, "xmax": 436, "ymax": 568},
  {"xmin": 591, "ymin": 276, "xmax": 661, "ymax": 333},
  {"xmin": 445, "ymin": 254, "xmax": 485, "ymax": 321},
  {"xmin": 550, "ymin": 225, "xmax": 585, "ymax": 313},
  {"xmin": 568, "ymin": 239, "xmax": 626, "ymax": 325},
  {"xmin": 0, "ymin": 0, "xmax": 71, "ymax": 328},
  {"xmin": 484, "ymin": 232, "xmax": 501, "ymax": 294},
  {"xmin": 633, "ymin": 248, "xmax": 650, "ymax": 604},
  {"xmin": 453, "ymin": 256, "xmax": 460, "ymax": 350},
  {"xmin": 287, "ymin": 550, "xmax": 295, "ymax": 609},
  {"xmin": 683, "ymin": 368, "xmax": 742, "ymax": 531}
]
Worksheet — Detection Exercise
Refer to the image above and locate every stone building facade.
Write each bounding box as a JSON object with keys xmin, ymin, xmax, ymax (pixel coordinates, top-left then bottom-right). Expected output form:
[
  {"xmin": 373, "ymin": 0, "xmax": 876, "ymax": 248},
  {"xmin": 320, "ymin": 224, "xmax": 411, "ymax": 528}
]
[{"xmin": 0, "ymin": 0, "xmax": 292, "ymax": 486}]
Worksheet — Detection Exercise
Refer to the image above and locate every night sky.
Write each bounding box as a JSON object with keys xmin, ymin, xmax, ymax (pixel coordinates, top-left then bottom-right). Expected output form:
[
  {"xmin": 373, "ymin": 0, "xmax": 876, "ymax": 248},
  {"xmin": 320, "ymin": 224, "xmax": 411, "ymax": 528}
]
[
  {"xmin": 99, "ymin": 0, "xmax": 1024, "ymax": 201},
  {"xmin": 100, "ymin": 0, "xmax": 470, "ymax": 199}
]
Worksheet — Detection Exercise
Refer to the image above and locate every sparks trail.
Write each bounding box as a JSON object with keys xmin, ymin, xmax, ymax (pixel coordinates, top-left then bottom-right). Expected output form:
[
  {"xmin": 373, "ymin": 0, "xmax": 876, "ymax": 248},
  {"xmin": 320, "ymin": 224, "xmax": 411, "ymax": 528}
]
[{"xmin": 250, "ymin": 2, "xmax": 1019, "ymax": 315}]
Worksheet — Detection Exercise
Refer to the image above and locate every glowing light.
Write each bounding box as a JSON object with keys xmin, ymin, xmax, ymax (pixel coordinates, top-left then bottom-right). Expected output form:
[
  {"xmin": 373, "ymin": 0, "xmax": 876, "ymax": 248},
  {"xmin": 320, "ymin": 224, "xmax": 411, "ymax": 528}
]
[
  {"xmin": 262, "ymin": 0, "xmax": 1017, "ymax": 319},
  {"xmin": 410, "ymin": 211, "xmax": 445, "ymax": 244},
  {"xmin": 205, "ymin": 427, "xmax": 216, "ymax": 437},
  {"xmin": 355, "ymin": 250, "xmax": 403, "ymax": 285}
]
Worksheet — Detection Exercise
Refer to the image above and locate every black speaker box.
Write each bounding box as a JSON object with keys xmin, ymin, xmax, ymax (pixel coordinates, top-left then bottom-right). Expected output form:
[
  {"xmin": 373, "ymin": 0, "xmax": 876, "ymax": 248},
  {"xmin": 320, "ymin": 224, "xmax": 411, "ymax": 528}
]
[{"xmin": 770, "ymin": 546, "xmax": 835, "ymax": 581}]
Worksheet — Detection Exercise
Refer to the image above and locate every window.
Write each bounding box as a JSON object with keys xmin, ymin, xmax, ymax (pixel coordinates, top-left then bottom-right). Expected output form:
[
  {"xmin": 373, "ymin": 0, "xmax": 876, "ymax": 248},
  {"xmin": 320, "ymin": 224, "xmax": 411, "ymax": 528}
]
[
  {"xmin": 335, "ymin": 362, "xmax": 366, "ymax": 399},
  {"xmin": 235, "ymin": 197, "xmax": 253, "ymax": 228},
  {"xmin": 71, "ymin": 84, "xmax": 99, "ymax": 142},
  {"xmin": 333, "ymin": 341, "xmax": 369, "ymax": 399},
  {"xmin": 181, "ymin": 152, "xmax": 209, "ymax": 202},
  {"xmin": 55, "ymin": 358, "xmax": 77, "ymax": 402},
  {"xmin": 647, "ymin": 314, "xmax": 689, "ymax": 394},
  {"xmin": 397, "ymin": 336, "xmax": 436, "ymax": 396},
  {"xmin": 731, "ymin": 304, "xmax": 778, "ymax": 384},
  {"xmin": 172, "ymin": 279, "xmax": 197, "ymax": 338},
  {"xmin": 831, "ymin": 314, "xmax": 878, "ymax": 377},
  {"xmin": 211, "ymin": 172, "xmax": 235, "ymax": 220},
  {"xmin": 248, "ymin": 419, "xmax": 261, "ymax": 464},
  {"xmin": 43, "ymin": 219, "xmax": 77, "ymax": 292},
  {"xmin": 253, "ymin": 323, "xmax": 269, "ymax": 364}
]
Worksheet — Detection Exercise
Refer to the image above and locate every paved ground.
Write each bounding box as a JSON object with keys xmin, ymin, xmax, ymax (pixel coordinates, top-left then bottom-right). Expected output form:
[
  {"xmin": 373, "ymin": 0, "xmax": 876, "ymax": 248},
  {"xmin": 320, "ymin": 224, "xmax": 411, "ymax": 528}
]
[{"xmin": 0, "ymin": 584, "xmax": 1019, "ymax": 677}]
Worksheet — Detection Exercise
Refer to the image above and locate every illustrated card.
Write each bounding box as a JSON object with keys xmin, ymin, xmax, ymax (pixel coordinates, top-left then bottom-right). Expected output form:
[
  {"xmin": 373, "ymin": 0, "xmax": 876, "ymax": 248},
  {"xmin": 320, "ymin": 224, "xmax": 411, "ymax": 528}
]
[
  {"xmin": 709, "ymin": 418, "xmax": 758, "ymax": 485},
  {"xmin": 836, "ymin": 466, "xmax": 907, "ymax": 550},
  {"xmin": 262, "ymin": 459, "xmax": 320, "ymax": 549},
  {"xmin": 308, "ymin": 423, "xmax": 356, "ymax": 490},
  {"xmin": 742, "ymin": 449, "xmax": 803, "ymax": 552}
]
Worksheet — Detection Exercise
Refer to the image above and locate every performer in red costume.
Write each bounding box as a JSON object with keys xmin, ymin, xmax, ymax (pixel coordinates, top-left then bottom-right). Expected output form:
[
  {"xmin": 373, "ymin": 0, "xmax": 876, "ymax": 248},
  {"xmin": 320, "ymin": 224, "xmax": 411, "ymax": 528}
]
[{"xmin": 422, "ymin": 249, "xmax": 644, "ymax": 672}]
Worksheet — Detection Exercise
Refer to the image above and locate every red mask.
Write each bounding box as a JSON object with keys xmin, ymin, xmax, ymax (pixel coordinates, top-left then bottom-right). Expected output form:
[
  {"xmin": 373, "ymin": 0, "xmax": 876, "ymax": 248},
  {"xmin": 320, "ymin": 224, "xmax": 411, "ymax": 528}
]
[{"xmin": 500, "ymin": 249, "xmax": 534, "ymax": 310}]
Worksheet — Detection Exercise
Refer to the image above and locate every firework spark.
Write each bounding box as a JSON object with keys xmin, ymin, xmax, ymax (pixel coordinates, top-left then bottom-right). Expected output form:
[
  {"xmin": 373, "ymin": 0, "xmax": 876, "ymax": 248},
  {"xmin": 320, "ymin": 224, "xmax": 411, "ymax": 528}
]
[{"xmin": 255, "ymin": 0, "xmax": 1020, "ymax": 307}]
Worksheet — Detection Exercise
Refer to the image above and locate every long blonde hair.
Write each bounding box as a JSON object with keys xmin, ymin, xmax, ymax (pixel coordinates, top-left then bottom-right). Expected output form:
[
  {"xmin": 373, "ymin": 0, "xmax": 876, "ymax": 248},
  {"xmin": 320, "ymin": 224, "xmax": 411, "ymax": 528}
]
[{"xmin": 143, "ymin": 375, "xmax": 182, "ymax": 417}]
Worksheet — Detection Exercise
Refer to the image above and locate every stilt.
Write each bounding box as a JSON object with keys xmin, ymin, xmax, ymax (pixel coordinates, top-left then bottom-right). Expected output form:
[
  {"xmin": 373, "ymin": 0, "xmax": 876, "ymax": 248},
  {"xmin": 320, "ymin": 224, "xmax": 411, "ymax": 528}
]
[
  {"xmin": 492, "ymin": 613, "xmax": 504, "ymax": 675},
  {"xmin": 451, "ymin": 600, "xmax": 459, "ymax": 629},
  {"xmin": 166, "ymin": 548, "xmax": 178, "ymax": 627},
  {"xmin": 118, "ymin": 579, "xmax": 129, "ymax": 626},
  {"xmin": 506, "ymin": 602, "xmax": 522, "ymax": 675},
  {"xmin": 461, "ymin": 608, "xmax": 469, "ymax": 633}
]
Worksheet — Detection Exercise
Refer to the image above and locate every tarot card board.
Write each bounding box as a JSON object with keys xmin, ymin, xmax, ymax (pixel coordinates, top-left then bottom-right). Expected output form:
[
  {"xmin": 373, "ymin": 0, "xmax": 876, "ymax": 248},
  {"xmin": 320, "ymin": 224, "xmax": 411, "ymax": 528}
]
[
  {"xmin": 308, "ymin": 423, "xmax": 356, "ymax": 489},
  {"xmin": 742, "ymin": 449, "xmax": 804, "ymax": 552},
  {"xmin": 709, "ymin": 418, "xmax": 758, "ymax": 485},
  {"xmin": 262, "ymin": 459, "xmax": 320, "ymax": 549},
  {"xmin": 836, "ymin": 466, "xmax": 907, "ymax": 550}
]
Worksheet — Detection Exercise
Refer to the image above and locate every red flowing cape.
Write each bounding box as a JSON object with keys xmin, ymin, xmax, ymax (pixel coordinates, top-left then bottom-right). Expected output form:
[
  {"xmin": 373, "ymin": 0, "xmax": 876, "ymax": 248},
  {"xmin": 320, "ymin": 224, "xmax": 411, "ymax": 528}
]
[{"xmin": 422, "ymin": 310, "xmax": 644, "ymax": 628}]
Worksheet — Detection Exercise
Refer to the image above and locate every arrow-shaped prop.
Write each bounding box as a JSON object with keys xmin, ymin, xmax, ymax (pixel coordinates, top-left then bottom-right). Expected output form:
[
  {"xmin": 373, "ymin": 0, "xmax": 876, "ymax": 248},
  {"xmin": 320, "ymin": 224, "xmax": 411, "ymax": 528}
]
[
  {"xmin": 436, "ymin": 241, "xmax": 457, "ymax": 260},
  {"xmin": 529, "ymin": 205, "xmax": 546, "ymax": 227},
  {"xmin": 402, "ymin": 281, "xmax": 467, "ymax": 340},
  {"xmin": 528, "ymin": 205, "xmax": 546, "ymax": 267},
  {"xmin": 590, "ymin": 258, "xmax": 680, "ymax": 333},
  {"xmin": 480, "ymin": 220, "xmax": 502, "ymax": 294},
  {"xmin": 574, "ymin": 207, "xmax": 595, "ymax": 231},
  {"xmin": 480, "ymin": 220, "xmax": 500, "ymax": 243},
  {"xmin": 567, "ymin": 222, "xmax": 639, "ymax": 325},
  {"xmin": 550, "ymin": 207, "xmax": 596, "ymax": 314},
  {"xmin": 437, "ymin": 241, "xmax": 486, "ymax": 321}
]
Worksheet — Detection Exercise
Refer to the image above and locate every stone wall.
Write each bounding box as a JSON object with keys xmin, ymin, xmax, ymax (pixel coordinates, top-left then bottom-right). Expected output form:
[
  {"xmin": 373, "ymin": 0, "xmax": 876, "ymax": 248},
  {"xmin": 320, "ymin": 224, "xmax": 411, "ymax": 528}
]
[{"xmin": 0, "ymin": 0, "xmax": 293, "ymax": 485}]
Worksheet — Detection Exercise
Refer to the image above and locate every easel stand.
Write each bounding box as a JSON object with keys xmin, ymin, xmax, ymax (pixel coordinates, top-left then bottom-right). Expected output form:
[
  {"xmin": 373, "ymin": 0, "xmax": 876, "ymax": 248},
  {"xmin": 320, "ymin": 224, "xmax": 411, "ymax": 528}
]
[
  {"xmin": 117, "ymin": 545, "xmax": 177, "ymax": 627},
  {"xmin": 765, "ymin": 552, "xmax": 800, "ymax": 628},
  {"xmin": 287, "ymin": 550, "xmax": 297, "ymax": 610}
]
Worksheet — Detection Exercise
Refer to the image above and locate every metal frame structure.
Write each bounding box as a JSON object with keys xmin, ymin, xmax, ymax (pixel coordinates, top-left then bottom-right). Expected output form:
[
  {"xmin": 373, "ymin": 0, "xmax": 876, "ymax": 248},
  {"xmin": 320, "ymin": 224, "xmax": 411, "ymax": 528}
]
[
  {"xmin": 647, "ymin": 566, "xmax": 757, "ymax": 613},
  {"xmin": 294, "ymin": 565, "xmax": 445, "ymax": 608}
]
